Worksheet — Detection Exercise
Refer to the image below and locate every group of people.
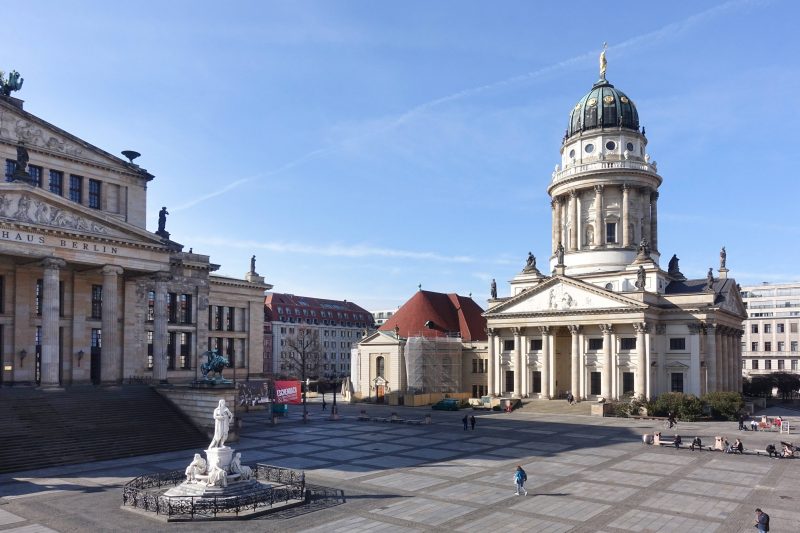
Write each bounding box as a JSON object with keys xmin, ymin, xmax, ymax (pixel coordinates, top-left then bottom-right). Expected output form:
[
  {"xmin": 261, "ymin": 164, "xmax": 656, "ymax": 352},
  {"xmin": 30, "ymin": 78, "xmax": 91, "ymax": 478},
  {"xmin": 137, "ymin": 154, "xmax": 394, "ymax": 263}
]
[
  {"xmin": 739, "ymin": 413, "xmax": 783, "ymax": 432},
  {"xmin": 462, "ymin": 414, "xmax": 477, "ymax": 430},
  {"xmin": 765, "ymin": 442, "xmax": 796, "ymax": 458}
]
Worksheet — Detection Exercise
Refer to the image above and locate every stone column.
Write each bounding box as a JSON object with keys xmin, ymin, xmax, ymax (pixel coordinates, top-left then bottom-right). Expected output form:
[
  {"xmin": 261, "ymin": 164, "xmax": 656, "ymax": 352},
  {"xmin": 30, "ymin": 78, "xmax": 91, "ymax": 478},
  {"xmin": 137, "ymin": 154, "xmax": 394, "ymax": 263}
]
[
  {"xmin": 600, "ymin": 324, "xmax": 613, "ymax": 399},
  {"xmin": 551, "ymin": 198, "xmax": 559, "ymax": 254},
  {"xmin": 579, "ymin": 330, "xmax": 586, "ymax": 399},
  {"xmin": 655, "ymin": 324, "xmax": 666, "ymax": 396},
  {"xmin": 495, "ymin": 334, "xmax": 503, "ymax": 394},
  {"xmin": 634, "ymin": 322, "xmax": 648, "ymax": 398},
  {"xmin": 688, "ymin": 323, "xmax": 702, "ymax": 395},
  {"xmin": 152, "ymin": 272, "xmax": 171, "ymax": 383},
  {"xmin": 40, "ymin": 258, "xmax": 66, "ymax": 387},
  {"xmin": 100, "ymin": 266, "xmax": 124, "ymax": 384},
  {"xmin": 594, "ymin": 185, "xmax": 604, "ymax": 247},
  {"xmin": 554, "ymin": 197, "xmax": 564, "ymax": 254},
  {"xmin": 705, "ymin": 324, "xmax": 717, "ymax": 393},
  {"xmin": 568, "ymin": 190, "xmax": 578, "ymax": 251},
  {"xmin": 642, "ymin": 187, "xmax": 652, "ymax": 244},
  {"xmin": 719, "ymin": 327, "xmax": 728, "ymax": 392},
  {"xmin": 487, "ymin": 328, "xmax": 495, "ymax": 395},
  {"xmin": 540, "ymin": 326, "xmax": 550, "ymax": 398},
  {"xmin": 650, "ymin": 191, "xmax": 659, "ymax": 252},
  {"xmin": 520, "ymin": 330, "xmax": 528, "ymax": 396},
  {"xmin": 512, "ymin": 328, "xmax": 522, "ymax": 398},
  {"xmin": 621, "ymin": 184, "xmax": 631, "ymax": 247},
  {"xmin": 736, "ymin": 330, "xmax": 744, "ymax": 392},
  {"xmin": 568, "ymin": 325, "xmax": 580, "ymax": 397},
  {"xmin": 726, "ymin": 331, "xmax": 734, "ymax": 392}
]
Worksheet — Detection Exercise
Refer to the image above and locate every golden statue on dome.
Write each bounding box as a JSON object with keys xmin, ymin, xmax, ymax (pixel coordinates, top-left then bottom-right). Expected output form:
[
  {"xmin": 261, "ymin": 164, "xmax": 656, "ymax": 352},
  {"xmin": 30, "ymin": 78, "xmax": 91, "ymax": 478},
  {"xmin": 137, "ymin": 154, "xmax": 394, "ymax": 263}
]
[{"xmin": 599, "ymin": 42, "xmax": 608, "ymax": 80}]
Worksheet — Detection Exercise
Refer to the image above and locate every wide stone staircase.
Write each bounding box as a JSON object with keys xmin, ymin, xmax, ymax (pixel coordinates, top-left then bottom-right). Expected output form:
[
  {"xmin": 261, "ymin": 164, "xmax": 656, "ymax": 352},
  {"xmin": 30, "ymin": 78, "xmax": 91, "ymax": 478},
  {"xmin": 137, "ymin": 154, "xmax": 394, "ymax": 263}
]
[
  {"xmin": 0, "ymin": 385, "xmax": 207, "ymax": 475},
  {"xmin": 519, "ymin": 398, "xmax": 594, "ymax": 416}
]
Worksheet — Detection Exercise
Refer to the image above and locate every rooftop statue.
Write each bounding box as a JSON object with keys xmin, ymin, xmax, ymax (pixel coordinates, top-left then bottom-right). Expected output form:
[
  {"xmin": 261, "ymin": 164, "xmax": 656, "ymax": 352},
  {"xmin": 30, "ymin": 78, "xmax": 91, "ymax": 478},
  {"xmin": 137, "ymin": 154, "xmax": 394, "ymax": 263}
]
[
  {"xmin": 490, "ymin": 278, "xmax": 497, "ymax": 299},
  {"xmin": 556, "ymin": 242, "xmax": 565, "ymax": 265},
  {"xmin": 523, "ymin": 252, "xmax": 537, "ymax": 272},
  {"xmin": 157, "ymin": 206, "xmax": 168, "ymax": 234},
  {"xmin": 706, "ymin": 268, "xmax": 714, "ymax": 290},
  {"xmin": 250, "ymin": 255, "xmax": 256, "ymax": 274},
  {"xmin": 720, "ymin": 246, "xmax": 727, "ymax": 269},
  {"xmin": 0, "ymin": 70, "xmax": 24, "ymax": 96},
  {"xmin": 635, "ymin": 265, "xmax": 646, "ymax": 290},
  {"xmin": 599, "ymin": 42, "xmax": 608, "ymax": 80}
]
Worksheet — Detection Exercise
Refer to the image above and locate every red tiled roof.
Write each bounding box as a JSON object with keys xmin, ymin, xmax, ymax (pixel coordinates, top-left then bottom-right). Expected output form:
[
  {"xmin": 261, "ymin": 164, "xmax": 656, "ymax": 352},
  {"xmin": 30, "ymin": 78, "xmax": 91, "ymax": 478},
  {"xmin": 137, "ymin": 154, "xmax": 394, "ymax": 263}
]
[
  {"xmin": 378, "ymin": 290, "xmax": 486, "ymax": 341},
  {"xmin": 264, "ymin": 292, "xmax": 374, "ymax": 327}
]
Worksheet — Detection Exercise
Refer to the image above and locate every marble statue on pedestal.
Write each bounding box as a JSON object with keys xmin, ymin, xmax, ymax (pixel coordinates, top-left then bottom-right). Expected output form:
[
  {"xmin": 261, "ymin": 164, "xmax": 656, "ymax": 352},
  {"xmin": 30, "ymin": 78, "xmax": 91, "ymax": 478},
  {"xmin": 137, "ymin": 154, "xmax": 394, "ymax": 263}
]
[
  {"xmin": 206, "ymin": 456, "xmax": 228, "ymax": 488},
  {"xmin": 210, "ymin": 399, "xmax": 233, "ymax": 448},
  {"xmin": 230, "ymin": 452, "xmax": 252, "ymax": 480}
]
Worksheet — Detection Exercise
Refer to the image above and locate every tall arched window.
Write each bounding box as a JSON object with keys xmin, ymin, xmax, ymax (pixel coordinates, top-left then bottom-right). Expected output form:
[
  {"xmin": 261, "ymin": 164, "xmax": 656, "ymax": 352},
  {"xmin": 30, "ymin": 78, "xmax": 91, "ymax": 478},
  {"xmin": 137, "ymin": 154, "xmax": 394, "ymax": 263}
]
[{"xmin": 376, "ymin": 356, "xmax": 385, "ymax": 378}]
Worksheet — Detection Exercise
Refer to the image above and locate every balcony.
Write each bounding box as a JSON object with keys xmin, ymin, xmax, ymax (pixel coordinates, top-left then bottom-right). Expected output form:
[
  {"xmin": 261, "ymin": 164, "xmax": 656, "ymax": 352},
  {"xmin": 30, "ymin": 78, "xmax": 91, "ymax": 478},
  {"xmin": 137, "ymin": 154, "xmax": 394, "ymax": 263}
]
[{"xmin": 552, "ymin": 159, "xmax": 657, "ymax": 184}]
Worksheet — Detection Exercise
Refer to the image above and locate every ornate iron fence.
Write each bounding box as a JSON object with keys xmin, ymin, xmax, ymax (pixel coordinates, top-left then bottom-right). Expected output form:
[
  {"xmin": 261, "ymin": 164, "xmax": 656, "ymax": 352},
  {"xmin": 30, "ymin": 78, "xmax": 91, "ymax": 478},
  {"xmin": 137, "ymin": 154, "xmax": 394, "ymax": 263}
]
[{"xmin": 122, "ymin": 464, "xmax": 305, "ymax": 519}]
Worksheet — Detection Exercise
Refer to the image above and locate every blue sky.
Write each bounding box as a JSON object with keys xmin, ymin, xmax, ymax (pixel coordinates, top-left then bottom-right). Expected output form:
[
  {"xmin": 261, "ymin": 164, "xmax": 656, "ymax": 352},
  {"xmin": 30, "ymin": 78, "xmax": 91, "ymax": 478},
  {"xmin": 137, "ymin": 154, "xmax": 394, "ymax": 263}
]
[{"xmin": 5, "ymin": 0, "xmax": 799, "ymax": 310}]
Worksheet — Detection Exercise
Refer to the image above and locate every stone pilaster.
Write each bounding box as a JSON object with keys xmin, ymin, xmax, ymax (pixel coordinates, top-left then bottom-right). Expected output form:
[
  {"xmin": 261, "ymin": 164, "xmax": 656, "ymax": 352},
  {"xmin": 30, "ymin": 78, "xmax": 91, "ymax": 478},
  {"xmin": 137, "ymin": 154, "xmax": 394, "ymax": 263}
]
[
  {"xmin": 621, "ymin": 184, "xmax": 631, "ymax": 247},
  {"xmin": 551, "ymin": 198, "xmax": 559, "ymax": 254},
  {"xmin": 520, "ymin": 330, "xmax": 528, "ymax": 396},
  {"xmin": 554, "ymin": 197, "xmax": 564, "ymax": 254},
  {"xmin": 655, "ymin": 324, "xmax": 667, "ymax": 395},
  {"xmin": 600, "ymin": 324, "xmax": 613, "ymax": 399},
  {"xmin": 40, "ymin": 258, "xmax": 66, "ymax": 387},
  {"xmin": 688, "ymin": 323, "xmax": 703, "ymax": 395},
  {"xmin": 568, "ymin": 325, "xmax": 581, "ymax": 397},
  {"xmin": 100, "ymin": 265, "xmax": 124, "ymax": 384},
  {"xmin": 512, "ymin": 327, "xmax": 522, "ymax": 398},
  {"xmin": 594, "ymin": 185, "xmax": 604, "ymax": 247},
  {"xmin": 634, "ymin": 322, "xmax": 648, "ymax": 398},
  {"xmin": 539, "ymin": 326, "xmax": 550, "ymax": 399},
  {"xmin": 152, "ymin": 271, "xmax": 171, "ymax": 383}
]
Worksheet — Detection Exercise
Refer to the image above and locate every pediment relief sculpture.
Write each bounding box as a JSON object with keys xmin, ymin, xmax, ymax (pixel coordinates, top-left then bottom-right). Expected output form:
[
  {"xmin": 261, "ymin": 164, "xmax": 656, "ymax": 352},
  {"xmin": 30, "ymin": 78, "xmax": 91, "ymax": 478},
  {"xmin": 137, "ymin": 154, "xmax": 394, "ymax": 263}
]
[
  {"xmin": 0, "ymin": 112, "xmax": 85, "ymax": 158},
  {"xmin": 0, "ymin": 192, "xmax": 107, "ymax": 235}
]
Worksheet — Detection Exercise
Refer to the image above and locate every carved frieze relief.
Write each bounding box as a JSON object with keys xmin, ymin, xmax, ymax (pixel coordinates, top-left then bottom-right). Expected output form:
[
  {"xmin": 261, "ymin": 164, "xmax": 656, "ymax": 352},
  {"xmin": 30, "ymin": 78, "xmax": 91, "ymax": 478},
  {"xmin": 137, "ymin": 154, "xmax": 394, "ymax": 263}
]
[
  {"xmin": 0, "ymin": 110, "xmax": 84, "ymax": 157},
  {"xmin": 0, "ymin": 192, "xmax": 107, "ymax": 234}
]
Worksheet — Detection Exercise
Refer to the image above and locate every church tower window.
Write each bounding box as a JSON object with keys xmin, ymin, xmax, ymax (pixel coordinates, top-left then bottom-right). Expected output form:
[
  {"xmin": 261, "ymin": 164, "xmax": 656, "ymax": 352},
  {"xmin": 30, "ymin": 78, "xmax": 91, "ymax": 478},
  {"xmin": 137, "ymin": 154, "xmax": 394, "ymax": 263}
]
[{"xmin": 606, "ymin": 222, "xmax": 617, "ymax": 244}]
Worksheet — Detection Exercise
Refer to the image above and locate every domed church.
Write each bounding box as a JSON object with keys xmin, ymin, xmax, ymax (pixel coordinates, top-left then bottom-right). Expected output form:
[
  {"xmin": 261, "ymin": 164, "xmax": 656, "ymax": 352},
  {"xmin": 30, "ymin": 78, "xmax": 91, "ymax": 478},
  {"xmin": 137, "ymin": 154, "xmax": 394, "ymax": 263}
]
[{"xmin": 484, "ymin": 51, "xmax": 745, "ymax": 401}]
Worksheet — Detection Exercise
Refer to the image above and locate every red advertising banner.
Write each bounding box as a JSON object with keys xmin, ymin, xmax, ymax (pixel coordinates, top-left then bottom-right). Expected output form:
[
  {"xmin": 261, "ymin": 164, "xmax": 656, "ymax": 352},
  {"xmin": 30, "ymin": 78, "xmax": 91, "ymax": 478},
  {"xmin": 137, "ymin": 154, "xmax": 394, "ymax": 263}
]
[{"xmin": 274, "ymin": 380, "xmax": 302, "ymax": 404}]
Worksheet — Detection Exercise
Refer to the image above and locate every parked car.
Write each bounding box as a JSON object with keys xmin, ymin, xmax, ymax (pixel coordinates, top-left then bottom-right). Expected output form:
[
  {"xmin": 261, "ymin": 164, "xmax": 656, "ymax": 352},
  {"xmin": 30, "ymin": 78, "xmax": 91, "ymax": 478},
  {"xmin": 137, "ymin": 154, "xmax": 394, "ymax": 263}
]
[{"xmin": 432, "ymin": 398, "xmax": 460, "ymax": 411}]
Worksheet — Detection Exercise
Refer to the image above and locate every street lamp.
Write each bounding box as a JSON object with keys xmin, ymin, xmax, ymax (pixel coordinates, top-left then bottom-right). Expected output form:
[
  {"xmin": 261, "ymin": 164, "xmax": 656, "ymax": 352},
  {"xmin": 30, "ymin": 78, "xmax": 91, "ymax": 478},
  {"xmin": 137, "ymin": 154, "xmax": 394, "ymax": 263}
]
[{"xmin": 326, "ymin": 371, "xmax": 342, "ymax": 420}]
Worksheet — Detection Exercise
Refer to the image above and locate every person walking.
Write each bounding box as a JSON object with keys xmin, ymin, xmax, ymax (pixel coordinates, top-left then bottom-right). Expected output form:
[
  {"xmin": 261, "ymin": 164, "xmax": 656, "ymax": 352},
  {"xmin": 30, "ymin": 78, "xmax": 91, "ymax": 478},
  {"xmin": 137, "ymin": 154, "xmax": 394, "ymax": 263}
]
[
  {"xmin": 462, "ymin": 414, "xmax": 468, "ymax": 431},
  {"xmin": 322, "ymin": 395, "xmax": 327, "ymax": 411},
  {"xmin": 470, "ymin": 415, "xmax": 476, "ymax": 430},
  {"xmin": 738, "ymin": 413, "xmax": 745, "ymax": 431},
  {"xmin": 754, "ymin": 508, "xmax": 769, "ymax": 532},
  {"xmin": 513, "ymin": 465, "xmax": 528, "ymax": 495}
]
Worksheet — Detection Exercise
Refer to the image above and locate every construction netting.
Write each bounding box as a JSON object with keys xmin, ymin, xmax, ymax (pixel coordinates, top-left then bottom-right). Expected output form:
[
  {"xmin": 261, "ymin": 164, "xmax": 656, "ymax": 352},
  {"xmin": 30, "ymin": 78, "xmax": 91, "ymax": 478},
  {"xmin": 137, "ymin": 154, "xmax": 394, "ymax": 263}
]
[{"xmin": 404, "ymin": 334, "xmax": 462, "ymax": 393}]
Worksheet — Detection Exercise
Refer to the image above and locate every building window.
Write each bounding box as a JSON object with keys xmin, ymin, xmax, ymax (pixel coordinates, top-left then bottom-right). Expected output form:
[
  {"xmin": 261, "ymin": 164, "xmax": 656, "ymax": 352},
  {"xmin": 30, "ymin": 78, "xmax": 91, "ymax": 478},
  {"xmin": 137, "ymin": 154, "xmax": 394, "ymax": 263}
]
[
  {"xmin": 91, "ymin": 328, "xmax": 102, "ymax": 349},
  {"xmin": 751, "ymin": 324, "xmax": 759, "ymax": 334},
  {"xmin": 226, "ymin": 338, "xmax": 235, "ymax": 367},
  {"xmin": 503, "ymin": 339, "xmax": 515, "ymax": 351},
  {"xmin": 620, "ymin": 338, "xmax": 636, "ymax": 350},
  {"xmin": 5, "ymin": 159, "xmax": 16, "ymax": 181},
  {"xmin": 0, "ymin": 276, "xmax": 4, "ymax": 314},
  {"xmin": 671, "ymin": 373, "xmax": 684, "ymax": 393},
  {"xmin": 28, "ymin": 165, "xmax": 42, "ymax": 187},
  {"xmin": 777, "ymin": 323, "xmax": 785, "ymax": 333},
  {"xmin": 778, "ymin": 341, "xmax": 785, "ymax": 352},
  {"xmin": 792, "ymin": 359, "xmax": 798, "ymax": 371},
  {"xmin": 751, "ymin": 342, "xmax": 758, "ymax": 351},
  {"xmin": 791, "ymin": 341, "xmax": 798, "ymax": 352},
  {"xmin": 765, "ymin": 359, "xmax": 772, "ymax": 370},
  {"xmin": 765, "ymin": 342, "xmax": 772, "ymax": 352},
  {"xmin": 472, "ymin": 358, "xmax": 487, "ymax": 373},
  {"xmin": 752, "ymin": 360, "xmax": 759, "ymax": 370},
  {"xmin": 180, "ymin": 332, "xmax": 192, "ymax": 369},
  {"xmin": 178, "ymin": 294, "xmax": 192, "ymax": 324},
  {"xmin": 167, "ymin": 332, "xmax": 176, "ymax": 370},
  {"xmin": 764, "ymin": 324, "xmax": 771, "ymax": 333},
  {"xmin": 147, "ymin": 291, "xmax": 155, "ymax": 321},
  {"xmin": 472, "ymin": 384, "xmax": 487, "ymax": 398},
  {"xmin": 791, "ymin": 323, "xmax": 798, "ymax": 333},
  {"xmin": 215, "ymin": 306, "xmax": 223, "ymax": 330},
  {"xmin": 147, "ymin": 331, "xmax": 154, "ymax": 369},
  {"xmin": 91, "ymin": 284, "xmax": 102, "ymax": 319},
  {"xmin": 88, "ymin": 179, "xmax": 101, "ymax": 209},
  {"xmin": 669, "ymin": 338, "xmax": 686, "ymax": 351},
  {"xmin": 588, "ymin": 338, "xmax": 603, "ymax": 350},
  {"xmin": 69, "ymin": 174, "xmax": 83, "ymax": 203},
  {"xmin": 167, "ymin": 293, "xmax": 177, "ymax": 323},
  {"xmin": 532, "ymin": 371, "xmax": 542, "ymax": 394},
  {"xmin": 35, "ymin": 279, "xmax": 43, "ymax": 316},
  {"xmin": 606, "ymin": 222, "xmax": 617, "ymax": 244},
  {"xmin": 530, "ymin": 339, "xmax": 543, "ymax": 351},
  {"xmin": 49, "ymin": 170, "xmax": 63, "ymax": 195},
  {"xmin": 622, "ymin": 372, "xmax": 634, "ymax": 394},
  {"xmin": 778, "ymin": 360, "xmax": 785, "ymax": 370},
  {"xmin": 227, "ymin": 306, "xmax": 235, "ymax": 331},
  {"xmin": 376, "ymin": 356, "xmax": 385, "ymax": 378}
]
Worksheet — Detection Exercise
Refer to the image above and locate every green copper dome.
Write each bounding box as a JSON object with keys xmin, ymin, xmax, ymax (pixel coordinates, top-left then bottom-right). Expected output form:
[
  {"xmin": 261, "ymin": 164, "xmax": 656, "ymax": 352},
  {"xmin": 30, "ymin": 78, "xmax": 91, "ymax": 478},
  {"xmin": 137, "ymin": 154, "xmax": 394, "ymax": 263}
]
[{"xmin": 567, "ymin": 79, "xmax": 640, "ymax": 138}]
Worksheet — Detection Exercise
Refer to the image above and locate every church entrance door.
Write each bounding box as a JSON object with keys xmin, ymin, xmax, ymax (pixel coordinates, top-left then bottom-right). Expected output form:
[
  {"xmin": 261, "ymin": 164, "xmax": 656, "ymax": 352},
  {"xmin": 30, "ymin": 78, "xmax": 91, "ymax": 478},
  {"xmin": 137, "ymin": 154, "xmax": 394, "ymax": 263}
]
[
  {"xmin": 376, "ymin": 385, "xmax": 385, "ymax": 403},
  {"xmin": 505, "ymin": 371, "xmax": 514, "ymax": 394},
  {"xmin": 90, "ymin": 347, "xmax": 101, "ymax": 385}
]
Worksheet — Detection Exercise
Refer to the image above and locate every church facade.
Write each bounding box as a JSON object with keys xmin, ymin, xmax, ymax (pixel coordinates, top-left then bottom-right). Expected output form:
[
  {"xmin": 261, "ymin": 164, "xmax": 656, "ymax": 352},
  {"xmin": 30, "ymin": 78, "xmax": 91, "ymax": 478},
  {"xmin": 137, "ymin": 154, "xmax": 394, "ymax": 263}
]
[
  {"xmin": 484, "ymin": 60, "xmax": 745, "ymax": 401},
  {"xmin": 0, "ymin": 87, "xmax": 269, "ymax": 387}
]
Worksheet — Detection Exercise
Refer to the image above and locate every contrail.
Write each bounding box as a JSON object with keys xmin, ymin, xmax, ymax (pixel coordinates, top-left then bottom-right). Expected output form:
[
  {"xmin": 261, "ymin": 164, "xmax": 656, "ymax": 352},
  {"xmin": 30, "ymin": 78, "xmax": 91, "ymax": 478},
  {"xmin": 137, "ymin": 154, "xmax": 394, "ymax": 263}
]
[{"xmin": 174, "ymin": 0, "xmax": 755, "ymax": 211}]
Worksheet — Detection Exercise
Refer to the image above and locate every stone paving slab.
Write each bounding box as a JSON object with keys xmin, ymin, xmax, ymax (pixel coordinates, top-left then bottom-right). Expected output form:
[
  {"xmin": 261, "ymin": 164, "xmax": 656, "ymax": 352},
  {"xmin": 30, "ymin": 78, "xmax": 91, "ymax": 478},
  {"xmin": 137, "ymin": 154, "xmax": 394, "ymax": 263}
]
[
  {"xmin": 362, "ymin": 472, "xmax": 447, "ymax": 491},
  {"xmin": 303, "ymin": 516, "xmax": 421, "ymax": 532},
  {"xmin": 607, "ymin": 508, "xmax": 720, "ymax": 532},
  {"xmin": 370, "ymin": 497, "xmax": 475, "ymax": 526},
  {"xmin": 511, "ymin": 494, "xmax": 610, "ymax": 521},
  {"xmin": 397, "ymin": 447, "xmax": 462, "ymax": 461},
  {"xmin": 352, "ymin": 456, "xmax": 426, "ymax": 469},
  {"xmin": 311, "ymin": 464, "xmax": 378, "ymax": 480},
  {"xmin": 408, "ymin": 463, "xmax": 487, "ymax": 478},
  {"xmin": 640, "ymin": 492, "xmax": 738, "ymax": 520},
  {"xmin": 314, "ymin": 448, "xmax": 375, "ymax": 461},
  {"xmin": 582, "ymin": 468, "xmax": 661, "ymax": 487},
  {"xmin": 453, "ymin": 511, "xmax": 572, "ymax": 533},
  {"xmin": 4, "ymin": 525, "xmax": 60, "ymax": 533},
  {"xmin": 425, "ymin": 481, "xmax": 516, "ymax": 505},
  {"xmin": 686, "ymin": 467, "xmax": 763, "ymax": 486},
  {"xmin": 481, "ymin": 470, "xmax": 558, "ymax": 490},
  {"xmin": 610, "ymin": 459, "xmax": 684, "ymax": 474},
  {"xmin": 668, "ymin": 479, "xmax": 753, "ymax": 500},
  {"xmin": 0, "ymin": 508, "xmax": 25, "ymax": 526},
  {"xmin": 350, "ymin": 442, "xmax": 412, "ymax": 454},
  {"xmin": 557, "ymin": 480, "xmax": 638, "ymax": 502}
]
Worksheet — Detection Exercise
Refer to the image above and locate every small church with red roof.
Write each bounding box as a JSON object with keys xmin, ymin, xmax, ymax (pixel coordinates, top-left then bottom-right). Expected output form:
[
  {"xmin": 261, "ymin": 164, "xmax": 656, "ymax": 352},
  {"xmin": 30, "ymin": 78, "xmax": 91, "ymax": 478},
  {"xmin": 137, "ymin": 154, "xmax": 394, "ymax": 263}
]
[{"xmin": 350, "ymin": 289, "xmax": 488, "ymax": 403}]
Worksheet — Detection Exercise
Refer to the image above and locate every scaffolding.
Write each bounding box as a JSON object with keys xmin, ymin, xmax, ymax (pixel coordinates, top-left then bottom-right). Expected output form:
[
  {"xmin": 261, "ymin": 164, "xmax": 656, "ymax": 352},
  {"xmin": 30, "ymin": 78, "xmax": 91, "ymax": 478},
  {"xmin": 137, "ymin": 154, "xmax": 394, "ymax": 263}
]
[{"xmin": 405, "ymin": 334, "xmax": 462, "ymax": 394}]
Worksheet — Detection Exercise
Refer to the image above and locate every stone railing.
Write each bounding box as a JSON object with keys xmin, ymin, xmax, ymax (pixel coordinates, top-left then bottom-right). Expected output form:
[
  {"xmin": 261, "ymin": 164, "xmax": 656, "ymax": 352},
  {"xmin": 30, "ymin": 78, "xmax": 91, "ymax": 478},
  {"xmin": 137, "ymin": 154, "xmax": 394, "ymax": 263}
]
[{"xmin": 552, "ymin": 159, "xmax": 656, "ymax": 183}]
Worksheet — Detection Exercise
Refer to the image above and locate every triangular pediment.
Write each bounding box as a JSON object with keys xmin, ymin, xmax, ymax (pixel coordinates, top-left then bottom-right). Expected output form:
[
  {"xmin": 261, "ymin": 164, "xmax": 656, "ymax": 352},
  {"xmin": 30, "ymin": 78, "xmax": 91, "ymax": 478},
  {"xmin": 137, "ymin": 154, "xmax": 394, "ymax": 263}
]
[
  {"xmin": 0, "ymin": 184, "xmax": 165, "ymax": 246},
  {"xmin": 359, "ymin": 330, "xmax": 401, "ymax": 346},
  {"xmin": 0, "ymin": 100, "xmax": 148, "ymax": 175},
  {"xmin": 485, "ymin": 276, "xmax": 647, "ymax": 316},
  {"xmin": 716, "ymin": 280, "xmax": 747, "ymax": 317}
]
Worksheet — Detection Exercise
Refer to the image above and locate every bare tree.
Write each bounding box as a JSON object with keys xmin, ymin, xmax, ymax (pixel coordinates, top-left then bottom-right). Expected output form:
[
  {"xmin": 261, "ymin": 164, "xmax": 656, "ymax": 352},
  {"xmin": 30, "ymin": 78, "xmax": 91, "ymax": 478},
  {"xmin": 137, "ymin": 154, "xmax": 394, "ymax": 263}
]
[{"xmin": 284, "ymin": 328, "xmax": 322, "ymax": 422}]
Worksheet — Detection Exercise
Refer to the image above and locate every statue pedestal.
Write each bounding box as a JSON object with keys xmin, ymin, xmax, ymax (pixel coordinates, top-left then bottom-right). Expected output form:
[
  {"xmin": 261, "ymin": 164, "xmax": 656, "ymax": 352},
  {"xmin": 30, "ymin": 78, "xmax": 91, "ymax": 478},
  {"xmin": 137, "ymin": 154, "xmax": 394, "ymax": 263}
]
[{"xmin": 205, "ymin": 446, "xmax": 234, "ymax": 471}]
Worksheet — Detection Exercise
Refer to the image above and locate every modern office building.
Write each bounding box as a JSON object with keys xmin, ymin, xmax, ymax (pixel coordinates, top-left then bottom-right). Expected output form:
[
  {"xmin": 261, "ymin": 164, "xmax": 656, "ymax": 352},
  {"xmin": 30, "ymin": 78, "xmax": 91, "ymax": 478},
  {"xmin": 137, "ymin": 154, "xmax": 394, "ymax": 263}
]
[{"xmin": 740, "ymin": 282, "xmax": 800, "ymax": 377}]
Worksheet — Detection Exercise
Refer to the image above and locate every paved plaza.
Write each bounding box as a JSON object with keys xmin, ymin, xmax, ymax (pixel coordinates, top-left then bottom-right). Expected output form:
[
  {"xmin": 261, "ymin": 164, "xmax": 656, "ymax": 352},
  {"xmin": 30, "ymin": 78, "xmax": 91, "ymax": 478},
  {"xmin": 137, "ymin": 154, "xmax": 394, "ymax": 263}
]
[{"xmin": 1, "ymin": 402, "xmax": 799, "ymax": 532}]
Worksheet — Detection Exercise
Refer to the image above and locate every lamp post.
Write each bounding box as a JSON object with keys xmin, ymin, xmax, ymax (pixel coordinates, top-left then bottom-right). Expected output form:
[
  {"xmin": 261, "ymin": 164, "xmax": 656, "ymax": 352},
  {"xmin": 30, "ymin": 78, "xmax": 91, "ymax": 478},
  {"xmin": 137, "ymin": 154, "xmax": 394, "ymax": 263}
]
[{"xmin": 330, "ymin": 372, "xmax": 341, "ymax": 420}]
